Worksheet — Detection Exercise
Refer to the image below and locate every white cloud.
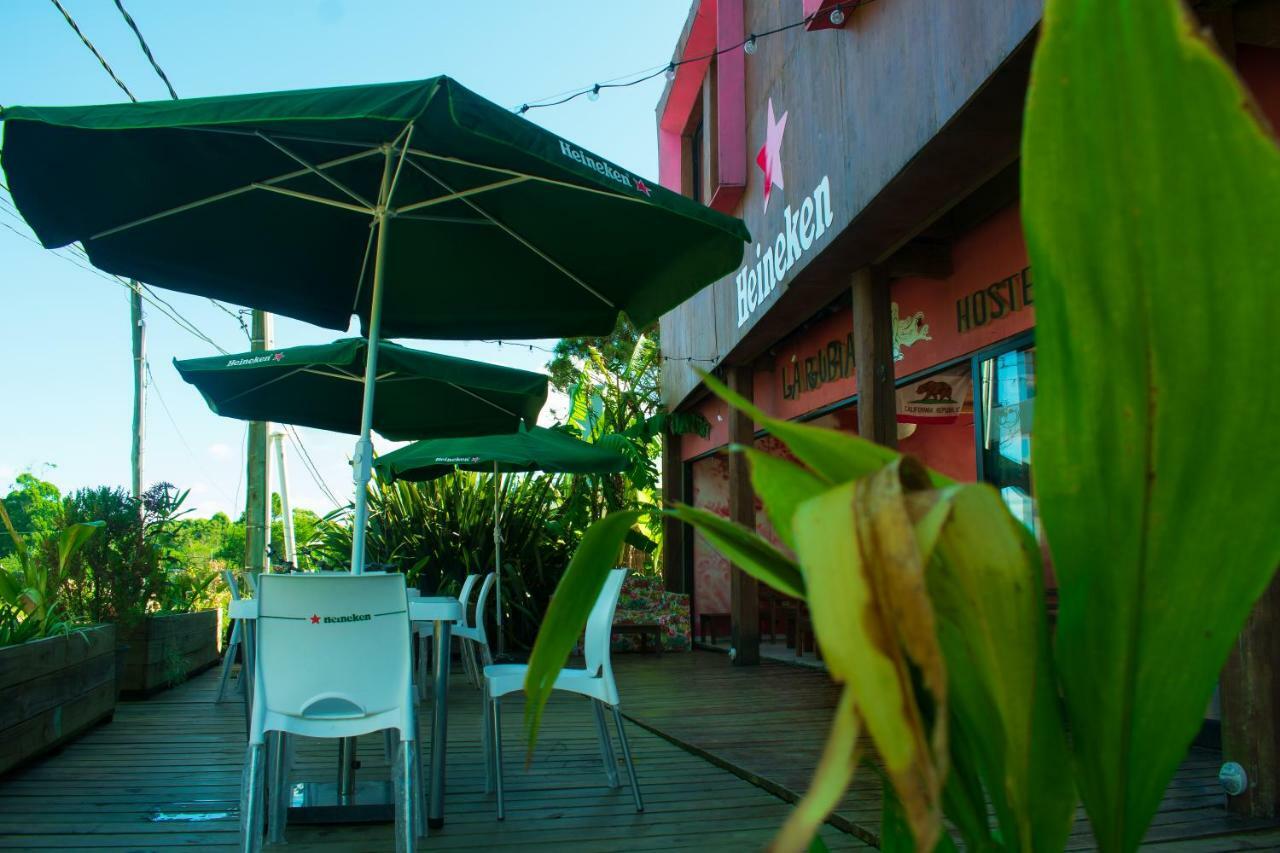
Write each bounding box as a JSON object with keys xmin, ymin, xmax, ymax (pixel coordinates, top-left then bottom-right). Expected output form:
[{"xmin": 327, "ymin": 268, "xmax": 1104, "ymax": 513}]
[{"xmin": 207, "ymin": 443, "xmax": 233, "ymax": 460}]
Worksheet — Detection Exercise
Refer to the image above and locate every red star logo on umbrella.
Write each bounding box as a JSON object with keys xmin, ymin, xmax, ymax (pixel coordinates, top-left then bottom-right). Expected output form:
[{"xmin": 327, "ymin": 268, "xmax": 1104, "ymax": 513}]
[
  {"xmin": 310, "ymin": 614, "xmax": 320, "ymax": 624},
  {"xmin": 635, "ymin": 179, "xmax": 652, "ymax": 197},
  {"xmin": 756, "ymin": 98, "xmax": 788, "ymax": 213},
  {"xmin": 273, "ymin": 352, "xmax": 285, "ymax": 362}
]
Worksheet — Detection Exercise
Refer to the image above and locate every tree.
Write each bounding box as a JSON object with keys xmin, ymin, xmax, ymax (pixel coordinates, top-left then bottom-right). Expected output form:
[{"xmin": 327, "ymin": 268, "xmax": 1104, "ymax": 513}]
[
  {"xmin": 549, "ymin": 318, "xmax": 708, "ymax": 572},
  {"xmin": 0, "ymin": 473, "xmax": 62, "ymax": 559}
]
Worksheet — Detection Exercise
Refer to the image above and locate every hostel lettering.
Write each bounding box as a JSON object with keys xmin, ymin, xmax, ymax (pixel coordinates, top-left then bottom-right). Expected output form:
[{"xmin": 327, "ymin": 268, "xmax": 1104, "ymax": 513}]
[
  {"xmin": 782, "ymin": 331, "xmax": 855, "ymax": 400},
  {"xmin": 736, "ymin": 175, "xmax": 835, "ymax": 328},
  {"xmin": 956, "ymin": 267, "xmax": 1033, "ymax": 333}
]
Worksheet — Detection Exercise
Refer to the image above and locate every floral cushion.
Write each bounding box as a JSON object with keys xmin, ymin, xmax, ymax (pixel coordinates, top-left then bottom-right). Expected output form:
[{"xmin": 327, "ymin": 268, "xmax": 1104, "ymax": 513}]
[{"xmin": 611, "ymin": 572, "xmax": 691, "ymax": 652}]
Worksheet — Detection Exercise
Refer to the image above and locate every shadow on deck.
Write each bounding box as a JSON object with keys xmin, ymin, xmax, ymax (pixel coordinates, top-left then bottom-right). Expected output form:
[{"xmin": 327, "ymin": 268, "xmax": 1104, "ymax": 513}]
[
  {"xmin": 611, "ymin": 651, "xmax": 1280, "ymax": 850},
  {"xmin": 1, "ymin": 650, "xmax": 1277, "ymax": 851},
  {"xmin": 0, "ymin": 657, "xmax": 862, "ymax": 852}
]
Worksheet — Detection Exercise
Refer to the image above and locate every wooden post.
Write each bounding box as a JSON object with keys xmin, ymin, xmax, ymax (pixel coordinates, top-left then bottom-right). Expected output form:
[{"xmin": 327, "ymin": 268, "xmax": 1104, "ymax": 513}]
[
  {"xmin": 661, "ymin": 431, "xmax": 687, "ymax": 594},
  {"xmin": 1221, "ymin": 572, "xmax": 1280, "ymax": 818},
  {"xmin": 244, "ymin": 311, "xmax": 271, "ymax": 576},
  {"xmin": 726, "ymin": 366, "xmax": 759, "ymax": 666},
  {"xmin": 852, "ymin": 266, "xmax": 898, "ymax": 447},
  {"xmin": 130, "ymin": 283, "xmax": 145, "ymax": 500}
]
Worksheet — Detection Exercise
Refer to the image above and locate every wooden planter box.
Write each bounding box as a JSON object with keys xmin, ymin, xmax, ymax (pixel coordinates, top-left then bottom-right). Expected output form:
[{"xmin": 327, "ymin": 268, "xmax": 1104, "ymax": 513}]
[
  {"xmin": 119, "ymin": 610, "xmax": 220, "ymax": 696},
  {"xmin": 0, "ymin": 624, "xmax": 117, "ymax": 775}
]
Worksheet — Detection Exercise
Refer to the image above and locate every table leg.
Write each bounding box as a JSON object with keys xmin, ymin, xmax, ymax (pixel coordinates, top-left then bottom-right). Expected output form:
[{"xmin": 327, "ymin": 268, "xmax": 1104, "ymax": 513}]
[{"xmin": 429, "ymin": 620, "xmax": 451, "ymax": 829}]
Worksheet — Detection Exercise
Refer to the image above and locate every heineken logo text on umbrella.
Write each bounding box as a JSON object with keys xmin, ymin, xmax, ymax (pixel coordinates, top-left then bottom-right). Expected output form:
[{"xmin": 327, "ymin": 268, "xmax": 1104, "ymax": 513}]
[
  {"xmin": 225, "ymin": 352, "xmax": 285, "ymax": 367},
  {"xmin": 558, "ymin": 141, "xmax": 649, "ymax": 195}
]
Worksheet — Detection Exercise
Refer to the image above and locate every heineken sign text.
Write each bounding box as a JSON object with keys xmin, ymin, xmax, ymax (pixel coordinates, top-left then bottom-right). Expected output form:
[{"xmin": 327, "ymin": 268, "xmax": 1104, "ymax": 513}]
[{"xmin": 736, "ymin": 175, "xmax": 835, "ymax": 327}]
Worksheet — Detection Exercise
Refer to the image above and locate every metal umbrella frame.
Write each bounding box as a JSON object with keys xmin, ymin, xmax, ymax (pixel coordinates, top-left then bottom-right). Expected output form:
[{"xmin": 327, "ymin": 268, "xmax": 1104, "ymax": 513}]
[{"xmin": 3, "ymin": 78, "xmax": 750, "ymax": 574}]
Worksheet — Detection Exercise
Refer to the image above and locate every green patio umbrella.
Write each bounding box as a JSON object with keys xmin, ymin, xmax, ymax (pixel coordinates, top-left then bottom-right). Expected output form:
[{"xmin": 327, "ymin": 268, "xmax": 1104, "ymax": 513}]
[
  {"xmin": 173, "ymin": 338, "xmax": 548, "ymax": 442},
  {"xmin": 1, "ymin": 77, "xmax": 749, "ymax": 572},
  {"xmin": 374, "ymin": 425, "xmax": 627, "ymax": 653}
]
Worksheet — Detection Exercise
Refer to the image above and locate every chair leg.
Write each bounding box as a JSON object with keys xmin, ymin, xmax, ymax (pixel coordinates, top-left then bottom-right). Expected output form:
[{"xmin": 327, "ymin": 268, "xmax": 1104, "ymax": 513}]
[
  {"xmin": 611, "ymin": 705, "xmax": 644, "ymax": 813},
  {"xmin": 239, "ymin": 742, "xmax": 266, "ymax": 853},
  {"xmin": 410, "ymin": 737, "xmax": 426, "ymax": 839},
  {"xmin": 481, "ymin": 685, "xmax": 494, "ymax": 794},
  {"xmin": 491, "ymin": 693, "xmax": 505, "ymax": 821},
  {"xmin": 216, "ymin": 623, "xmax": 239, "ymax": 703},
  {"xmin": 591, "ymin": 699, "xmax": 619, "ymax": 788},
  {"xmin": 265, "ymin": 732, "xmax": 288, "ymax": 844},
  {"xmin": 392, "ymin": 738, "xmax": 417, "ymax": 853}
]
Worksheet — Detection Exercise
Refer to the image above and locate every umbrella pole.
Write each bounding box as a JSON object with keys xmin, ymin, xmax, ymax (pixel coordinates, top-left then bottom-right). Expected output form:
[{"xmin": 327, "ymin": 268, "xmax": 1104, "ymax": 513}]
[
  {"xmin": 494, "ymin": 461, "xmax": 503, "ymax": 658},
  {"xmin": 349, "ymin": 210, "xmax": 391, "ymax": 575}
]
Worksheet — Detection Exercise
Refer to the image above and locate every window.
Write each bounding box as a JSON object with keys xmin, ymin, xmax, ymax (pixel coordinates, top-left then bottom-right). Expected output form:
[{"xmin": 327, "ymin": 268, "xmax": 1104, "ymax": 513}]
[
  {"xmin": 689, "ymin": 115, "xmax": 705, "ymax": 204},
  {"xmin": 976, "ymin": 342, "xmax": 1037, "ymax": 533}
]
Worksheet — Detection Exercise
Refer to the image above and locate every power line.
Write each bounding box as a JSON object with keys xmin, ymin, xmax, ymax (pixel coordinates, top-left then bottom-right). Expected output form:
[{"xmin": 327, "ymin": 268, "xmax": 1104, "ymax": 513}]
[
  {"xmin": 112, "ymin": 0, "xmax": 178, "ymax": 100},
  {"xmin": 48, "ymin": 0, "xmax": 137, "ymax": 102},
  {"xmin": 146, "ymin": 361, "xmax": 237, "ymax": 505},
  {"xmin": 285, "ymin": 426, "xmax": 343, "ymax": 509},
  {"xmin": 482, "ymin": 338, "xmax": 718, "ymax": 364},
  {"xmin": 515, "ymin": 0, "xmax": 876, "ymax": 115}
]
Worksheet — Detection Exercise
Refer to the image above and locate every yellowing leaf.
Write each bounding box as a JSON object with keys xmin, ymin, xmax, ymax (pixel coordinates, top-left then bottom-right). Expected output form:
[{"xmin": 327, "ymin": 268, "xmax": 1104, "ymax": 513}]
[
  {"xmin": 771, "ymin": 686, "xmax": 861, "ymax": 853},
  {"xmin": 792, "ymin": 462, "xmax": 945, "ymax": 851}
]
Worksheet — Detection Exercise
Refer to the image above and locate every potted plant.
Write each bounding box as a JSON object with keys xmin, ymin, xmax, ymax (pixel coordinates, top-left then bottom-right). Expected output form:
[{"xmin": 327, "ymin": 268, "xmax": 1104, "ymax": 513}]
[
  {"xmin": 58, "ymin": 483, "xmax": 221, "ymax": 696},
  {"xmin": 0, "ymin": 502, "xmax": 113, "ymax": 775}
]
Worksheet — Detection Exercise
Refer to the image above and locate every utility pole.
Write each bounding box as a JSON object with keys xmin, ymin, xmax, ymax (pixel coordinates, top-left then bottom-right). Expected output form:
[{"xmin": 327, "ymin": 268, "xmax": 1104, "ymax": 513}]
[
  {"xmin": 130, "ymin": 282, "xmax": 146, "ymax": 499},
  {"xmin": 272, "ymin": 431, "xmax": 297, "ymax": 567},
  {"xmin": 244, "ymin": 310, "xmax": 272, "ymax": 575}
]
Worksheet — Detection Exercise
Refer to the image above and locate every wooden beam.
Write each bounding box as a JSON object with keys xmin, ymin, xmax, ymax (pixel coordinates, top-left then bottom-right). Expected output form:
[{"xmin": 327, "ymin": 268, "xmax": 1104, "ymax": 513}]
[
  {"xmin": 1221, "ymin": 571, "xmax": 1280, "ymax": 818},
  {"xmin": 726, "ymin": 366, "xmax": 760, "ymax": 666},
  {"xmin": 881, "ymin": 239, "xmax": 953, "ymax": 280},
  {"xmin": 852, "ymin": 267, "xmax": 898, "ymax": 447},
  {"xmin": 661, "ymin": 432, "xmax": 688, "ymax": 595}
]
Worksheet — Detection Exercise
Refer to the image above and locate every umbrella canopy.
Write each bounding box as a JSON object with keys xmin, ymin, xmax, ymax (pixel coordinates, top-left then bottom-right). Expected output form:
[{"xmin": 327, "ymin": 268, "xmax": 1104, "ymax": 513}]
[
  {"xmin": 1, "ymin": 77, "xmax": 750, "ymax": 339},
  {"xmin": 374, "ymin": 425, "xmax": 626, "ymax": 481},
  {"xmin": 1, "ymin": 77, "xmax": 748, "ymax": 574},
  {"xmin": 374, "ymin": 423, "xmax": 626, "ymax": 655},
  {"xmin": 173, "ymin": 338, "xmax": 548, "ymax": 441}
]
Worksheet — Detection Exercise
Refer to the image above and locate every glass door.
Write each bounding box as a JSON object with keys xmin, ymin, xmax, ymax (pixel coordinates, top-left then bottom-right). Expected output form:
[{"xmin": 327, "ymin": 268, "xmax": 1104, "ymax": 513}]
[{"xmin": 977, "ymin": 343, "xmax": 1037, "ymax": 533}]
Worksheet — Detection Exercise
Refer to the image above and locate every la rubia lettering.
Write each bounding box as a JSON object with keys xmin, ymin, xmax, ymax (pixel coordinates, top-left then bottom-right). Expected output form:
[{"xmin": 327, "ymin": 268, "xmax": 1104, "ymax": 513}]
[
  {"xmin": 782, "ymin": 332, "xmax": 855, "ymax": 400},
  {"xmin": 956, "ymin": 266, "xmax": 1033, "ymax": 333}
]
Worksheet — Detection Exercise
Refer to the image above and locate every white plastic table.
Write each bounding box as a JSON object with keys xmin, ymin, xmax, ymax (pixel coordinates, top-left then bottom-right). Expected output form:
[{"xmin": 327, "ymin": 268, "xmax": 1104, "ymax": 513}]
[{"xmin": 229, "ymin": 596, "xmax": 462, "ymax": 828}]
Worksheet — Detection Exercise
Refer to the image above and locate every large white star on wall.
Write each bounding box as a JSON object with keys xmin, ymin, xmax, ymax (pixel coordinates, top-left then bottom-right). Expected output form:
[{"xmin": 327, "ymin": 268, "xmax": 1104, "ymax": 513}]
[{"xmin": 755, "ymin": 98, "xmax": 788, "ymax": 213}]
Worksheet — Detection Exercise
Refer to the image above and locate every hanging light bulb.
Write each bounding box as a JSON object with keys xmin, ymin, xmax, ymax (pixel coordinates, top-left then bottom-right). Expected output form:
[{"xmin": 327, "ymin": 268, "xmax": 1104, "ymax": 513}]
[
  {"xmin": 743, "ymin": 35, "xmax": 758, "ymax": 55},
  {"xmin": 829, "ymin": 6, "xmax": 846, "ymax": 25},
  {"xmin": 588, "ymin": 84, "xmax": 601, "ymax": 102},
  {"xmin": 665, "ymin": 63, "xmax": 677, "ymax": 81}
]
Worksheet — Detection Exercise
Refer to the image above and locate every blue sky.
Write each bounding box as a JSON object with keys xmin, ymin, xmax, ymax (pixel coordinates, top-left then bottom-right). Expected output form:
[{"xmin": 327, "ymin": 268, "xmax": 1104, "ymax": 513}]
[{"xmin": 0, "ymin": 0, "xmax": 691, "ymax": 518}]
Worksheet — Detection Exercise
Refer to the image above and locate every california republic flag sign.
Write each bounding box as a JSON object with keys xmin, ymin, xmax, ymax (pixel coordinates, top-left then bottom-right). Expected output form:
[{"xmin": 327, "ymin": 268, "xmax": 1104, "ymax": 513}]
[{"xmin": 897, "ymin": 369, "xmax": 972, "ymax": 424}]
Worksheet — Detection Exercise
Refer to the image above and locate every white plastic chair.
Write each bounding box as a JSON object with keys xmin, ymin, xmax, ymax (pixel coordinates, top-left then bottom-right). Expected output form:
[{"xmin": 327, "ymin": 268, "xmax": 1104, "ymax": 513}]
[
  {"xmin": 482, "ymin": 568, "xmax": 642, "ymax": 819},
  {"xmin": 239, "ymin": 573, "xmax": 422, "ymax": 852},
  {"xmin": 217, "ymin": 569, "xmax": 246, "ymax": 704},
  {"xmin": 454, "ymin": 573, "xmax": 495, "ymax": 688}
]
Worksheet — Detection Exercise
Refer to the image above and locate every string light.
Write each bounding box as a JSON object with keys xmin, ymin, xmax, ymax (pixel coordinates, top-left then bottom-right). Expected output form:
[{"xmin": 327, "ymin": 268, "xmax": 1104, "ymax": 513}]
[{"xmin": 512, "ymin": 0, "xmax": 878, "ymax": 114}]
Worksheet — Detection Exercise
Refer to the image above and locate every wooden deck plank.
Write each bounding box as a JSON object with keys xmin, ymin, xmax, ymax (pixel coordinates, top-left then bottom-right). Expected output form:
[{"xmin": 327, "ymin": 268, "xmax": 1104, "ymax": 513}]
[
  {"xmin": 609, "ymin": 651, "xmax": 1280, "ymax": 849},
  {"xmin": 0, "ymin": 660, "xmax": 867, "ymax": 851}
]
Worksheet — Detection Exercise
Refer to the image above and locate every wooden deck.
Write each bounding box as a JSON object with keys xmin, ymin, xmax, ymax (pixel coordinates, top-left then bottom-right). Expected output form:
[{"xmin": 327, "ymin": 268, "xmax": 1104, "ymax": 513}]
[
  {"xmin": 0, "ymin": 659, "xmax": 864, "ymax": 852},
  {"xmin": 612, "ymin": 651, "xmax": 1280, "ymax": 850},
  {"xmin": 1, "ymin": 650, "xmax": 1277, "ymax": 851}
]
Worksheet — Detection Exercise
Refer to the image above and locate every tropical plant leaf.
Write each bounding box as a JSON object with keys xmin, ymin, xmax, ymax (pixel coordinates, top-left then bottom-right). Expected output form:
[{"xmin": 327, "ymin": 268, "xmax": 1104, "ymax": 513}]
[
  {"xmin": 0, "ymin": 501, "xmax": 27, "ymax": 562},
  {"xmin": 928, "ymin": 484, "xmax": 1074, "ymax": 851},
  {"xmin": 56, "ymin": 521, "xmax": 104, "ymax": 573},
  {"xmin": 1023, "ymin": 0, "xmax": 1280, "ymax": 847},
  {"xmin": 773, "ymin": 685, "xmax": 861, "ymax": 853},
  {"xmin": 665, "ymin": 503, "xmax": 805, "ymax": 600},
  {"xmin": 736, "ymin": 446, "xmax": 827, "ymax": 551},
  {"xmin": 791, "ymin": 462, "xmax": 945, "ymax": 851},
  {"xmin": 700, "ymin": 371, "xmax": 949, "ymax": 487},
  {"xmin": 523, "ymin": 509, "xmax": 640, "ymax": 753}
]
